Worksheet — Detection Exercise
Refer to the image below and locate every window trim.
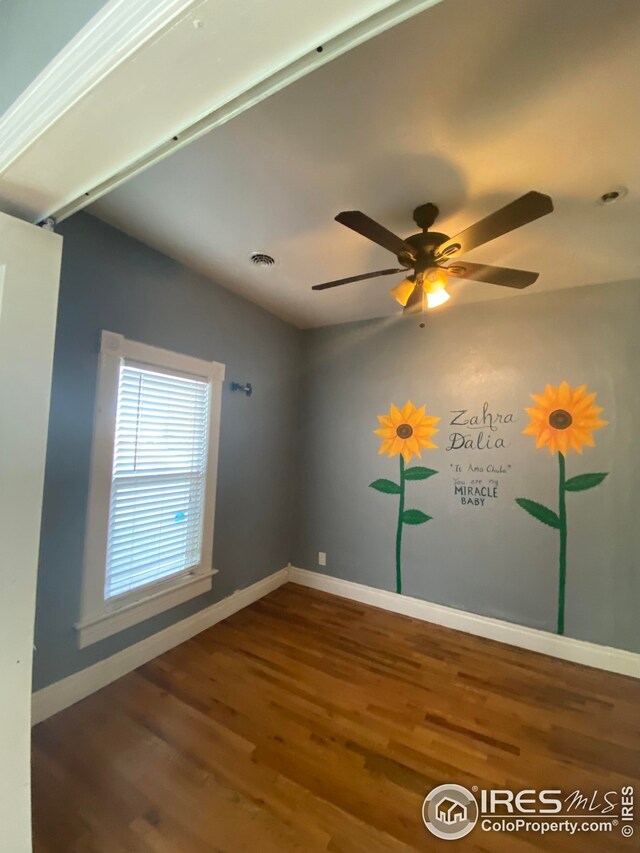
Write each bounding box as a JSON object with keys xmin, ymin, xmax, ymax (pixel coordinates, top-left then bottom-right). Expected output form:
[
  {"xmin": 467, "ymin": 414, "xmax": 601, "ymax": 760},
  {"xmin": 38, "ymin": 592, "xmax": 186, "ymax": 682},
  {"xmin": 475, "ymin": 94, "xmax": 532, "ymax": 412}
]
[{"xmin": 76, "ymin": 331, "xmax": 225, "ymax": 648}]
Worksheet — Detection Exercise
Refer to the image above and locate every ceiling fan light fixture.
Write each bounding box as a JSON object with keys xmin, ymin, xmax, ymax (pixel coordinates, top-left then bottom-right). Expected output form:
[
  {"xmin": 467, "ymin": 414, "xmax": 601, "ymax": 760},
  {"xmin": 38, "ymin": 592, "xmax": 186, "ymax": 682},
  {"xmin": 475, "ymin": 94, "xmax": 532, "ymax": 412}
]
[
  {"xmin": 425, "ymin": 266, "xmax": 448, "ymax": 292},
  {"xmin": 389, "ymin": 277, "xmax": 417, "ymax": 307},
  {"xmin": 426, "ymin": 288, "xmax": 451, "ymax": 309},
  {"xmin": 423, "ymin": 267, "xmax": 450, "ymax": 308}
]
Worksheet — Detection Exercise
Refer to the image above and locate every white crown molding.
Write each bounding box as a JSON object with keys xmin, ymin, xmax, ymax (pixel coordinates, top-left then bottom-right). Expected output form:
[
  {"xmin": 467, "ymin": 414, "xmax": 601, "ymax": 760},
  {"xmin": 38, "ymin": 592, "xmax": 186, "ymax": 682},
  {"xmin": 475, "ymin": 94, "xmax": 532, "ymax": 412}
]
[
  {"xmin": 32, "ymin": 567, "xmax": 288, "ymax": 725},
  {"xmin": 0, "ymin": 0, "xmax": 204, "ymax": 173},
  {"xmin": 289, "ymin": 567, "xmax": 640, "ymax": 679}
]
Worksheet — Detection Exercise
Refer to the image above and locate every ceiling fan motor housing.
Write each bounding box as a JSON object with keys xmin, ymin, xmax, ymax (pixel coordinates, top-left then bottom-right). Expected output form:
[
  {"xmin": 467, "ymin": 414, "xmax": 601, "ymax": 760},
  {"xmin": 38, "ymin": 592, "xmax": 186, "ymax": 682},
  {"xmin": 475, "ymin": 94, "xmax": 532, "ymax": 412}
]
[
  {"xmin": 413, "ymin": 202, "xmax": 439, "ymax": 230},
  {"xmin": 393, "ymin": 202, "xmax": 449, "ymax": 272},
  {"xmin": 402, "ymin": 230, "xmax": 450, "ymax": 273}
]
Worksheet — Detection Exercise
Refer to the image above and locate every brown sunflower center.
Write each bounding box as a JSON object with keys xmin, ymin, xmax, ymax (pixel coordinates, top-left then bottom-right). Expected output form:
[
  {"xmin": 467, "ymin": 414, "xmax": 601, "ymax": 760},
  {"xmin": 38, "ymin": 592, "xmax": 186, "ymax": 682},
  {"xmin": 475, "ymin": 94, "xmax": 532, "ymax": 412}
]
[
  {"xmin": 396, "ymin": 423, "xmax": 414, "ymax": 439},
  {"xmin": 549, "ymin": 409, "xmax": 573, "ymax": 430}
]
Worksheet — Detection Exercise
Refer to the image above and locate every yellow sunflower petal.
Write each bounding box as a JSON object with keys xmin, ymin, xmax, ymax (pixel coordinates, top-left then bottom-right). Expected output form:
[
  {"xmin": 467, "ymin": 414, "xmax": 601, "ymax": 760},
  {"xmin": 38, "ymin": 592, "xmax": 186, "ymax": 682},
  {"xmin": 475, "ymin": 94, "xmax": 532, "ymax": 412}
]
[
  {"xmin": 573, "ymin": 408, "xmax": 604, "ymax": 424},
  {"xmin": 568, "ymin": 430, "xmax": 584, "ymax": 453},
  {"xmin": 547, "ymin": 432, "xmax": 559, "ymax": 454},
  {"xmin": 556, "ymin": 430, "xmax": 570, "ymax": 456},
  {"xmin": 571, "ymin": 384, "xmax": 587, "ymax": 404},
  {"xmin": 417, "ymin": 434, "xmax": 437, "ymax": 449},
  {"xmin": 414, "ymin": 427, "xmax": 437, "ymax": 439},
  {"xmin": 406, "ymin": 436, "xmax": 421, "ymax": 458},
  {"xmin": 535, "ymin": 428, "xmax": 552, "ymax": 450},
  {"xmin": 578, "ymin": 417, "xmax": 608, "ymax": 430},
  {"xmin": 391, "ymin": 435, "xmax": 406, "ymax": 456},
  {"xmin": 401, "ymin": 400, "xmax": 416, "ymax": 421},
  {"xmin": 420, "ymin": 414, "xmax": 439, "ymax": 426},
  {"xmin": 378, "ymin": 439, "xmax": 393, "ymax": 456},
  {"xmin": 389, "ymin": 404, "xmax": 403, "ymax": 426},
  {"xmin": 573, "ymin": 393, "xmax": 598, "ymax": 413},
  {"xmin": 531, "ymin": 393, "xmax": 549, "ymax": 407},
  {"xmin": 401, "ymin": 443, "xmax": 414, "ymax": 464},
  {"xmin": 558, "ymin": 381, "xmax": 571, "ymax": 406},
  {"xmin": 524, "ymin": 407, "xmax": 539, "ymax": 421},
  {"xmin": 523, "ymin": 422, "xmax": 541, "ymax": 436},
  {"xmin": 374, "ymin": 427, "xmax": 397, "ymax": 439},
  {"xmin": 410, "ymin": 404, "xmax": 426, "ymax": 424}
]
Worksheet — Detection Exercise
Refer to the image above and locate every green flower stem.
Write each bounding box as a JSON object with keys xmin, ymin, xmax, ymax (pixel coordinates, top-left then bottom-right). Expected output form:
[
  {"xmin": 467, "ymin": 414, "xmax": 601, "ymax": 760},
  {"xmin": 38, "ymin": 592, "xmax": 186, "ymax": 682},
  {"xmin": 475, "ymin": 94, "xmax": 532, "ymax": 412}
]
[
  {"xmin": 557, "ymin": 451, "xmax": 567, "ymax": 635},
  {"xmin": 395, "ymin": 455, "xmax": 405, "ymax": 595}
]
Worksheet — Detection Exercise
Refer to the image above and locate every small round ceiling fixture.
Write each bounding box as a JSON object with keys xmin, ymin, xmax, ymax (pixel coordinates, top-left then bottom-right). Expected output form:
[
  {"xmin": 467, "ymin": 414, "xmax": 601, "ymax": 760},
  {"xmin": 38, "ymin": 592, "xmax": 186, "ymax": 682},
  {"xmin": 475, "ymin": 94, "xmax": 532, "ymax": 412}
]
[
  {"xmin": 250, "ymin": 252, "xmax": 276, "ymax": 267},
  {"xmin": 597, "ymin": 187, "xmax": 628, "ymax": 205}
]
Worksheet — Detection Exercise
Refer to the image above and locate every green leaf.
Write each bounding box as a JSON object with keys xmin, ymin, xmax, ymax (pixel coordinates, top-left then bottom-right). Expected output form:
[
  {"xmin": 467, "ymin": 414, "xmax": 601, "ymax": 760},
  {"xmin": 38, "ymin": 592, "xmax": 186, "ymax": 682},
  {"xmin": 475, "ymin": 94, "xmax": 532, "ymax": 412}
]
[
  {"xmin": 369, "ymin": 478, "xmax": 401, "ymax": 494},
  {"xmin": 404, "ymin": 466, "xmax": 438, "ymax": 481},
  {"xmin": 515, "ymin": 498, "xmax": 560, "ymax": 529},
  {"xmin": 402, "ymin": 509, "xmax": 432, "ymax": 525},
  {"xmin": 565, "ymin": 472, "xmax": 608, "ymax": 492}
]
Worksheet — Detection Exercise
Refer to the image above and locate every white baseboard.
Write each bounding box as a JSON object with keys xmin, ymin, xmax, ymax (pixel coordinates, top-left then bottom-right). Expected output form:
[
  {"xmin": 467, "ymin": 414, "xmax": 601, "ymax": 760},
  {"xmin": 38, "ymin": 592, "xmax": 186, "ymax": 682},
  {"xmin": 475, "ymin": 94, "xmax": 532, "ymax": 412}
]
[
  {"xmin": 32, "ymin": 567, "xmax": 289, "ymax": 725},
  {"xmin": 289, "ymin": 567, "xmax": 640, "ymax": 680},
  {"xmin": 33, "ymin": 564, "xmax": 640, "ymax": 725}
]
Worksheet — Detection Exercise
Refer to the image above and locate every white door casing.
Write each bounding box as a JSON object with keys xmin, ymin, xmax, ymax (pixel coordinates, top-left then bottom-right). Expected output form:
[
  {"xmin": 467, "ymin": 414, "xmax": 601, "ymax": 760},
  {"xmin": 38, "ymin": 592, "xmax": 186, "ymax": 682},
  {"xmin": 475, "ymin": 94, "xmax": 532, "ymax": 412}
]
[{"xmin": 0, "ymin": 211, "xmax": 62, "ymax": 852}]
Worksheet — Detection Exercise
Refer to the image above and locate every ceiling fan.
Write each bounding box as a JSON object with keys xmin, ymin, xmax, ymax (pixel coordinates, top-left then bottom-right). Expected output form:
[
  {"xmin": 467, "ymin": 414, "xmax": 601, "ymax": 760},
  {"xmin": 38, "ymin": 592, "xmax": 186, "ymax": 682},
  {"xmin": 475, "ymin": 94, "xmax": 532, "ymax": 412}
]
[{"xmin": 311, "ymin": 191, "xmax": 554, "ymax": 317}]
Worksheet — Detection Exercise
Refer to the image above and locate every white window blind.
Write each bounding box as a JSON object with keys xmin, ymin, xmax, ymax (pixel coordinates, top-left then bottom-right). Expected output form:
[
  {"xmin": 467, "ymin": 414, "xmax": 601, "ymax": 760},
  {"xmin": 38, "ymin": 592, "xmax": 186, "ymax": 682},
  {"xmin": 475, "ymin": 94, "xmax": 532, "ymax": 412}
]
[{"xmin": 105, "ymin": 362, "xmax": 211, "ymax": 600}]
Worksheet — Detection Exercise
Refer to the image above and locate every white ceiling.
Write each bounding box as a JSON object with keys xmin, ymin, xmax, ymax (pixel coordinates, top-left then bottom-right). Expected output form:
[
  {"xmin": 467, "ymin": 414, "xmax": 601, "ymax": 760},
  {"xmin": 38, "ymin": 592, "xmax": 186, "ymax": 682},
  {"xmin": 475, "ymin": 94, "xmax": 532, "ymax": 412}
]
[{"xmin": 91, "ymin": 0, "xmax": 640, "ymax": 328}]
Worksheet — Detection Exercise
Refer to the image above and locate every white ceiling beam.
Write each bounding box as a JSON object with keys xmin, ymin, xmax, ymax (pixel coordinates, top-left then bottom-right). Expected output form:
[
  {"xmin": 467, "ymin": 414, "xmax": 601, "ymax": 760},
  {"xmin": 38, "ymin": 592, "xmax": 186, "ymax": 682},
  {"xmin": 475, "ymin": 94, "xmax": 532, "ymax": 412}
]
[
  {"xmin": 0, "ymin": 0, "xmax": 202, "ymax": 174},
  {"xmin": 0, "ymin": 0, "xmax": 444, "ymax": 224}
]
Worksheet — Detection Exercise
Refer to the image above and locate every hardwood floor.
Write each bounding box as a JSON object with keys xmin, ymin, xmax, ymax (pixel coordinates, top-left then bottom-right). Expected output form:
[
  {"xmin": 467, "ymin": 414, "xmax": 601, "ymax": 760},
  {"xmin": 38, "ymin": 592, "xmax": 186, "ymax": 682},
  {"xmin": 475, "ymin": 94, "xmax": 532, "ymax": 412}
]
[{"xmin": 33, "ymin": 583, "xmax": 640, "ymax": 852}]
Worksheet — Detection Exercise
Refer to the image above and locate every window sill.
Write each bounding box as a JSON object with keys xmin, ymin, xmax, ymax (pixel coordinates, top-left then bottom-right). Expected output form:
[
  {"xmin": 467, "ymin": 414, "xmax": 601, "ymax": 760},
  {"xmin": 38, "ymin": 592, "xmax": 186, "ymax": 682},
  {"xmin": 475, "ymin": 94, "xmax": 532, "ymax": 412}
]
[{"xmin": 75, "ymin": 569, "xmax": 217, "ymax": 648}]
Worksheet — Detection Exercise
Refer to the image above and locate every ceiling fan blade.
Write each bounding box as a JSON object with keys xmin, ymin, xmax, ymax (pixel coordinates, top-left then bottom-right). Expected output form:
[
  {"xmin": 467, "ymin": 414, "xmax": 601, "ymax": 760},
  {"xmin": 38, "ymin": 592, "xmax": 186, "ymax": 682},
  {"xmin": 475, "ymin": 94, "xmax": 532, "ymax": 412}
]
[
  {"xmin": 312, "ymin": 267, "xmax": 406, "ymax": 291},
  {"xmin": 435, "ymin": 191, "xmax": 553, "ymax": 260},
  {"xmin": 336, "ymin": 211, "xmax": 416, "ymax": 260},
  {"xmin": 444, "ymin": 261, "xmax": 539, "ymax": 289}
]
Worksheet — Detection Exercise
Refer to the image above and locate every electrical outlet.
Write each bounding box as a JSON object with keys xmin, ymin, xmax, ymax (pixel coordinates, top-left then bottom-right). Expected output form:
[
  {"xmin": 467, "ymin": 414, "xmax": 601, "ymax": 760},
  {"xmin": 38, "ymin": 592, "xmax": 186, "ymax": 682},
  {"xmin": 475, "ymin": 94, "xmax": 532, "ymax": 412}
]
[{"xmin": 318, "ymin": 551, "xmax": 326, "ymax": 567}]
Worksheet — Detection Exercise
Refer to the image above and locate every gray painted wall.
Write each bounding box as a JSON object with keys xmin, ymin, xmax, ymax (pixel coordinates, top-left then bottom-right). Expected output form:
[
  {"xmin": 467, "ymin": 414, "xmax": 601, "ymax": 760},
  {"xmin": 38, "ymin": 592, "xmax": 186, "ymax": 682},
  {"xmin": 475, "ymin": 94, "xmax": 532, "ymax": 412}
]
[
  {"xmin": 34, "ymin": 221, "xmax": 640, "ymax": 692},
  {"xmin": 0, "ymin": 0, "xmax": 108, "ymax": 116},
  {"xmin": 34, "ymin": 214, "xmax": 301, "ymax": 689},
  {"xmin": 294, "ymin": 281, "xmax": 640, "ymax": 653}
]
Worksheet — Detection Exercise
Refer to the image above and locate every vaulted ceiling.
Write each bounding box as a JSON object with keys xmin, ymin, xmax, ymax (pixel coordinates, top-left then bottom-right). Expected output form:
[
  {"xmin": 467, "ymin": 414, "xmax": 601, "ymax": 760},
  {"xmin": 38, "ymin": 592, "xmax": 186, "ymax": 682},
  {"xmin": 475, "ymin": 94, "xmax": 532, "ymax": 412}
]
[{"xmin": 91, "ymin": 0, "xmax": 640, "ymax": 328}]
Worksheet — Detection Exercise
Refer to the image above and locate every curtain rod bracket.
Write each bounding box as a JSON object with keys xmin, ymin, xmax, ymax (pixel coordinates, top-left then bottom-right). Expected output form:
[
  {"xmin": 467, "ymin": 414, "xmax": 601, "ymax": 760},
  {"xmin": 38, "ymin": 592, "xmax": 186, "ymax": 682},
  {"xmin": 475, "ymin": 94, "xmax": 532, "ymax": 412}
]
[{"xmin": 231, "ymin": 381, "xmax": 252, "ymax": 397}]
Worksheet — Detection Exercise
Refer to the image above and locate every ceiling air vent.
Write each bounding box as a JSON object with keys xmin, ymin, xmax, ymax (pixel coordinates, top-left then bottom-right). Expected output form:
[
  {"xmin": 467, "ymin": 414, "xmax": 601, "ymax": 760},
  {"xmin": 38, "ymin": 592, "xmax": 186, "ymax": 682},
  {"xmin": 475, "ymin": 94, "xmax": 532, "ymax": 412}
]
[{"xmin": 250, "ymin": 252, "xmax": 276, "ymax": 267}]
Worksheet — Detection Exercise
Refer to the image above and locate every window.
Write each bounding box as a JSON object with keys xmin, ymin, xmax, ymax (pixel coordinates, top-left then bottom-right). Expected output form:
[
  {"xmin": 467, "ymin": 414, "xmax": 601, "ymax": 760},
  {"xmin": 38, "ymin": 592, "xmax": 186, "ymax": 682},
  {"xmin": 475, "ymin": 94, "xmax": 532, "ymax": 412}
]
[
  {"xmin": 106, "ymin": 364, "xmax": 210, "ymax": 599},
  {"xmin": 77, "ymin": 331, "xmax": 224, "ymax": 647}
]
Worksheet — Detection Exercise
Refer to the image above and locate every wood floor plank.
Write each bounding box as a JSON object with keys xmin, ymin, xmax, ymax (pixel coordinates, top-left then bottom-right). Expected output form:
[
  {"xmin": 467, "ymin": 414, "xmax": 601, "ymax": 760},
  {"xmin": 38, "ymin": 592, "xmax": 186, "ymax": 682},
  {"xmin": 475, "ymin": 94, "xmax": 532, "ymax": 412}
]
[{"xmin": 33, "ymin": 583, "xmax": 640, "ymax": 851}]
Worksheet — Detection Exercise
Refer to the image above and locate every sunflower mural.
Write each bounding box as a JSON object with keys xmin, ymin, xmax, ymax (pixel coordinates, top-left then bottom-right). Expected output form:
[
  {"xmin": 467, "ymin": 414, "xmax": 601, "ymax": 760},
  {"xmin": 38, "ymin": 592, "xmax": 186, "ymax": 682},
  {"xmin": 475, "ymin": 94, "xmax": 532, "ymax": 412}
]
[
  {"xmin": 370, "ymin": 401, "xmax": 440, "ymax": 594},
  {"xmin": 516, "ymin": 381, "xmax": 608, "ymax": 635}
]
